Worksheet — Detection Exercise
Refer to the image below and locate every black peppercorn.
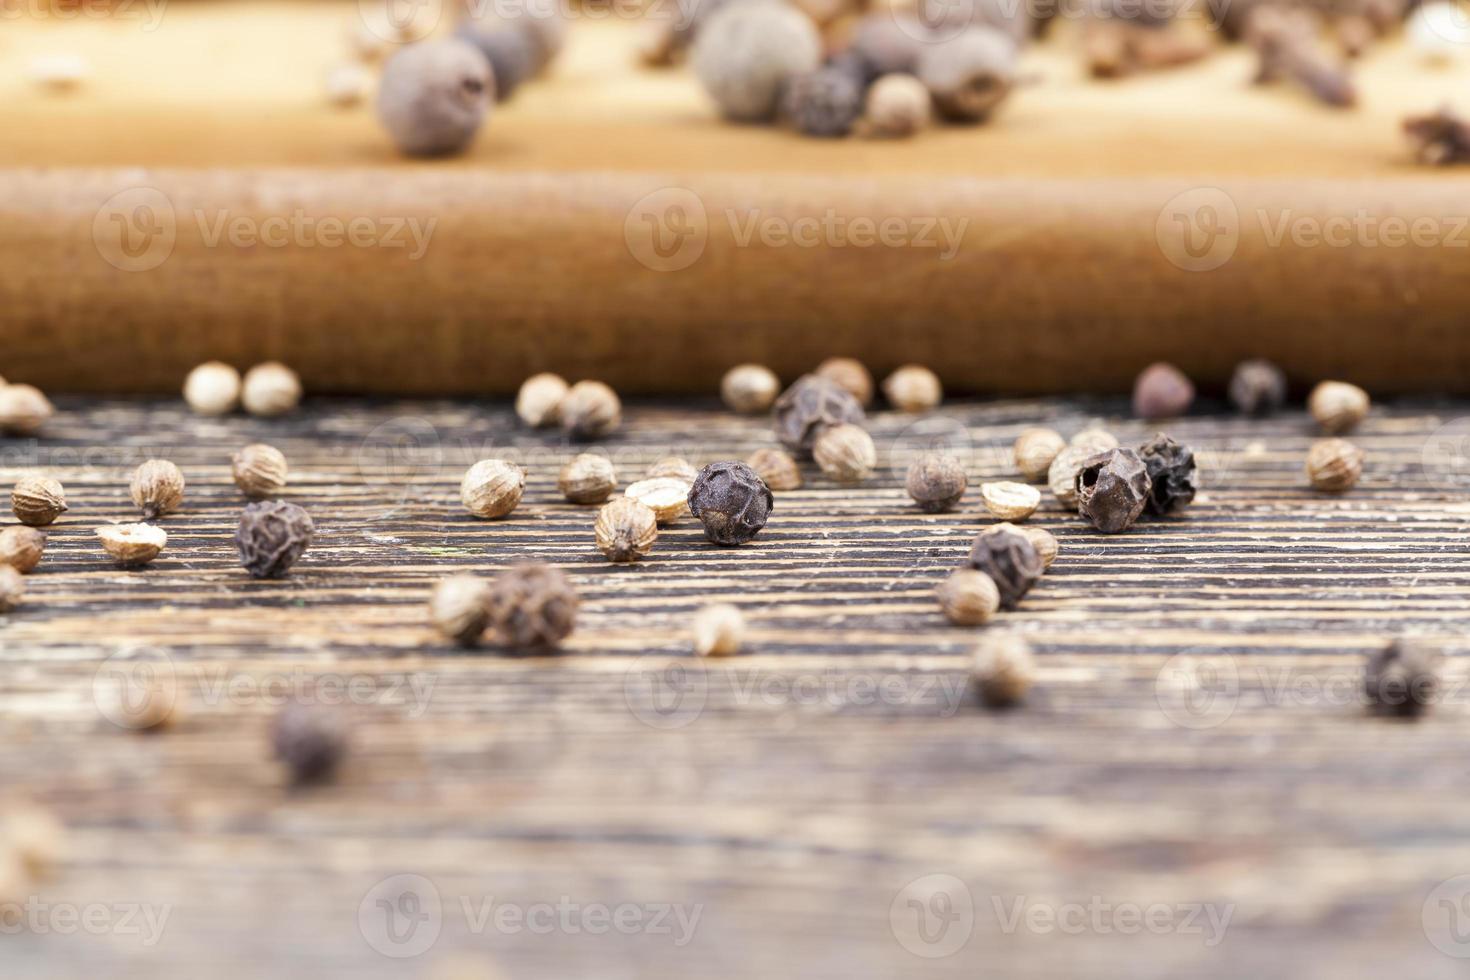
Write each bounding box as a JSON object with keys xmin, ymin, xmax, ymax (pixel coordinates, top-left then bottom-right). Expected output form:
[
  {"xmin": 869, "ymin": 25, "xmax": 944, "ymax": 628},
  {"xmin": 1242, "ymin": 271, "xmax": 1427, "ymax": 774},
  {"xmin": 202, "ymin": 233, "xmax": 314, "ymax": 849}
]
[
  {"xmin": 1228, "ymin": 359, "xmax": 1288, "ymax": 416},
  {"xmin": 782, "ymin": 66, "xmax": 863, "ymax": 137},
  {"xmin": 1137, "ymin": 433, "xmax": 1197, "ymax": 516},
  {"xmin": 488, "ymin": 563, "xmax": 578, "ymax": 649},
  {"xmin": 772, "ymin": 374, "xmax": 865, "ymax": 457},
  {"xmin": 1365, "ymin": 639, "xmax": 1440, "ymax": 718},
  {"xmin": 236, "ymin": 501, "xmax": 314, "ymax": 579},
  {"xmin": 1076, "ymin": 449, "xmax": 1151, "ymax": 533},
  {"xmin": 967, "ymin": 525, "xmax": 1043, "ymax": 609},
  {"xmin": 272, "ymin": 703, "xmax": 347, "ymax": 785},
  {"xmin": 688, "ymin": 461, "xmax": 774, "ymax": 545}
]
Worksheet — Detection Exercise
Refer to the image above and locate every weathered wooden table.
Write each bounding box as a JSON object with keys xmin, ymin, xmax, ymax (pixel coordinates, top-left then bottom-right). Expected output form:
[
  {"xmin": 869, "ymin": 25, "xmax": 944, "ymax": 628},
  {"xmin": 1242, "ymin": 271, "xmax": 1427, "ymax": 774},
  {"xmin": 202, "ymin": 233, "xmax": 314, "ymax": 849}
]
[{"xmin": 2, "ymin": 395, "xmax": 1468, "ymax": 978}]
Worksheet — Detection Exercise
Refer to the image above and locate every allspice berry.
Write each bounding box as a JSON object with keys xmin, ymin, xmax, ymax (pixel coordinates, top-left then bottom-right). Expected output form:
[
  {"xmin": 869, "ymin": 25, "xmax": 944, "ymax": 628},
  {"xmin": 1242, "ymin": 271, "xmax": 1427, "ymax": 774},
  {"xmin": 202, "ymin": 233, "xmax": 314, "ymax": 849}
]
[
  {"xmin": 516, "ymin": 373, "xmax": 569, "ymax": 428},
  {"xmin": 937, "ymin": 567, "xmax": 1001, "ymax": 625},
  {"xmin": 906, "ymin": 453, "xmax": 967, "ymax": 512},
  {"xmin": 721, "ymin": 364, "xmax": 781, "ymax": 414},
  {"xmin": 1132, "ymin": 362, "xmax": 1194, "ymax": 419},
  {"xmin": 1228, "ymin": 359, "xmax": 1288, "ymax": 416},
  {"xmin": 625, "ymin": 477, "xmax": 691, "ymax": 525},
  {"xmin": 813, "ymin": 423, "xmax": 876, "ymax": 483},
  {"xmin": 1046, "ymin": 445, "xmax": 1092, "ymax": 509},
  {"xmin": 129, "ymin": 459, "xmax": 185, "ymax": 519},
  {"xmin": 689, "ymin": 460, "xmax": 774, "ymax": 545},
  {"xmin": 236, "ymin": 500, "xmax": 314, "ymax": 579},
  {"xmin": 96, "ymin": 523, "xmax": 167, "ymax": 568},
  {"xmin": 782, "ymin": 66, "xmax": 863, "ymax": 137},
  {"xmin": 772, "ymin": 374, "xmax": 866, "ymax": 457},
  {"xmin": 241, "ymin": 362, "xmax": 302, "ymax": 417},
  {"xmin": 693, "ymin": 603, "xmax": 744, "ymax": 656},
  {"xmin": 461, "ymin": 459, "xmax": 525, "ymax": 519},
  {"xmin": 429, "ymin": 574, "xmax": 493, "ymax": 646},
  {"xmin": 12, "ymin": 477, "xmax": 67, "ymax": 527},
  {"xmin": 861, "ymin": 72, "xmax": 931, "ymax": 138},
  {"xmin": 1306, "ymin": 438, "xmax": 1364, "ymax": 492},
  {"xmin": 814, "ymin": 357, "xmax": 874, "ymax": 406},
  {"xmin": 882, "ymin": 365, "xmax": 943, "ymax": 412},
  {"xmin": 648, "ymin": 457, "xmax": 700, "ymax": 483},
  {"xmin": 0, "ymin": 527, "xmax": 45, "ymax": 573},
  {"xmin": 487, "ymin": 563, "xmax": 578, "ymax": 648},
  {"xmin": 981, "ymin": 481, "xmax": 1040, "ymax": 521},
  {"xmin": 558, "ymin": 453, "xmax": 617, "ymax": 504},
  {"xmin": 917, "ymin": 27, "xmax": 1018, "ymax": 122},
  {"xmin": 1021, "ymin": 526, "xmax": 1059, "ymax": 569},
  {"xmin": 594, "ymin": 497, "xmax": 658, "ymax": 562},
  {"xmin": 377, "ymin": 38, "xmax": 493, "ymax": 156},
  {"xmin": 1013, "ymin": 428, "xmax": 1066, "ymax": 482},
  {"xmin": 968, "ymin": 524, "xmax": 1043, "ymax": 608},
  {"xmin": 747, "ymin": 448, "xmax": 802, "ymax": 491},
  {"xmin": 560, "ymin": 380, "xmax": 622, "ymax": 439},
  {"xmin": 1138, "ymin": 433, "xmax": 1197, "ymax": 515},
  {"xmin": 1365, "ymin": 639, "xmax": 1440, "ymax": 718},
  {"xmin": 692, "ymin": 0, "xmax": 822, "ymax": 121},
  {"xmin": 0, "ymin": 565, "xmax": 23, "ymax": 613},
  {"xmin": 971, "ymin": 635, "xmax": 1035, "ymax": 708},
  {"xmin": 0, "ymin": 384, "xmax": 54, "ymax": 436},
  {"xmin": 272, "ymin": 703, "xmax": 348, "ymax": 785},
  {"xmin": 232, "ymin": 444, "xmax": 288, "ymax": 500},
  {"xmin": 1309, "ymin": 380, "xmax": 1370, "ymax": 434},
  {"xmin": 1076, "ymin": 448, "xmax": 1152, "ymax": 534},
  {"xmin": 183, "ymin": 361, "xmax": 241, "ymax": 415}
]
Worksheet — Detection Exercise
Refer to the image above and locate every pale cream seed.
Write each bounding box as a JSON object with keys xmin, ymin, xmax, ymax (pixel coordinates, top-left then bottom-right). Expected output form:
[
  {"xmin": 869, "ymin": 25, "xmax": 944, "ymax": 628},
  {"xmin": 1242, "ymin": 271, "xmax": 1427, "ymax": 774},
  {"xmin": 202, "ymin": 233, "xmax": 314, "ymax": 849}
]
[
  {"xmin": 937, "ymin": 568, "xmax": 1001, "ymax": 626},
  {"xmin": 882, "ymin": 365, "xmax": 943, "ymax": 412},
  {"xmin": 972, "ymin": 635, "xmax": 1035, "ymax": 708},
  {"xmin": 1309, "ymin": 381, "xmax": 1370, "ymax": 434},
  {"xmin": 559, "ymin": 453, "xmax": 618, "ymax": 504},
  {"xmin": 625, "ymin": 477, "xmax": 692, "ymax": 525},
  {"xmin": 241, "ymin": 362, "xmax": 303, "ymax": 417},
  {"xmin": 1013, "ymin": 428, "xmax": 1066, "ymax": 482},
  {"xmin": 232, "ymin": 444, "xmax": 288, "ymax": 500},
  {"xmin": 429, "ymin": 574, "xmax": 493, "ymax": 647},
  {"xmin": 12, "ymin": 477, "xmax": 67, "ymax": 527},
  {"xmin": 693, "ymin": 603, "xmax": 744, "ymax": 656},
  {"xmin": 129, "ymin": 459, "xmax": 186, "ymax": 519},
  {"xmin": 720, "ymin": 364, "xmax": 780, "ymax": 414},
  {"xmin": 0, "ymin": 384, "xmax": 54, "ymax": 436},
  {"xmin": 96, "ymin": 523, "xmax": 167, "ymax": 568},
  {"xmin": 183, "ymin": 362, "xmax": 242, "ymax": 415},
  {"xmin": 461, "ymin": 459, "xmax": 526, "ymax": 519},
  {"xmin": 813, "ymin": 423, "xmax": 876, "ymax": 483},
  {"xmin": 594, "ymin": 497, "xmax": 658, "ymax": 562},
  {"xmin": 981, "ymin": 481, "xmax": 1041, "ymax": 522},
  {"xmin": 516, "ymin": 373, "xmax": 569, "ymax": 428}
]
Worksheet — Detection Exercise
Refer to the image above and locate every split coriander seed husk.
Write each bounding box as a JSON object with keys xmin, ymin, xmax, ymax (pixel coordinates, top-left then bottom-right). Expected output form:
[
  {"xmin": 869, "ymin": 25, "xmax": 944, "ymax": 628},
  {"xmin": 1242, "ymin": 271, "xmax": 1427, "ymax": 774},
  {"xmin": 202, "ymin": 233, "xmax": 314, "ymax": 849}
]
[
  {"xmin": 130, "ymin": 459, "xmax": 185, "ymax": 519},
  {"xmin": 96, "ymin": 523, "xmax": 167, "ymax": 568},
  {"xmin": 693, "ymin": 603, "xmax": 744, "ymax": 656},
  {"xmin": 595, "ymin": 498, "xmax": 659, "ymax": 562},
  {"xmin": 232, "ymin": 444, "xmax": 288, "ymax": 500},
  {"xmin": 558, "ymin": 453, "xmax": 617, "ymax": 504},
  {"xmin": 625, "ymin": 477, "xmax": 692, "ymax": 525},
  {"xmin": 907, "ymin": 453, "xmax": 967, "ymax": 512},
  {"xmin": 12, "ymin": 477, "xmax": 67, "ymax": 527},
  {"xmin": 461, "ymin": 459, "xmax": 525, "ymax": 519},
  {"xmin": 981, "ymin": 481, "xmax": 1040, "ymax": 522},
  {"xmin": 1306, "ymin": 438, "xmax": 1364, "ymax": 491},
  {"xmin": 430, "ymin": 574, "xmax": 493, "ymax": 647},
  {"xmin": 721, "ymin": 364, "xmax": 781, "ymax": 414},
  {"xmin": 516, "ymin": 373, "xmax": 569, "ymax": 428},
  {"xmin": 937, "ymin": 568, "xmax": 1001, "ymax": 625}
]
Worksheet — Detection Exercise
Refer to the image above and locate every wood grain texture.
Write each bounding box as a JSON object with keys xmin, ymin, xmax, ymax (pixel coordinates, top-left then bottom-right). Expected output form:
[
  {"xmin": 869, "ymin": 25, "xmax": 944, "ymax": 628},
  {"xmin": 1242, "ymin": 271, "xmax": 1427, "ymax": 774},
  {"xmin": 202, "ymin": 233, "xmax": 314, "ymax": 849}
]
[{"xmin": 3, "ymin": 395, "xmax": 1470, "ymax": 979}]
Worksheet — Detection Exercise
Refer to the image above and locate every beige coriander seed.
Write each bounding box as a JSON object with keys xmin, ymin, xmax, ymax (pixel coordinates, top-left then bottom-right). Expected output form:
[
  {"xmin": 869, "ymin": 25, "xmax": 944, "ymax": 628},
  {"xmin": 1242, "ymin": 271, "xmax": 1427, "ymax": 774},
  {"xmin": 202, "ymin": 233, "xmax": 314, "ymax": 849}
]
[
  {"xmin": 429, "ymin": 574, "xmax": 493, "ymax": 647},
  {"xmin": 560, "ymin": 380, "xmax": 622, "ymax": 439},
  {"xmin": 516, "ymin": 373, "xmax": 569, "ymax": 428},
  {"xmin": 625, "ymin": 477, "xmax": 691, "ymax": 525},
  {"xmin": 12, "ymin": 477, "xmax": 67, "ymax": 527},
  {"xmin": 232, "ymin": 444, "xmax": 288, "ymax": 499},
  {"xmin": 1309, "ymin": 381, "xmax": 1370, "ymax": 433},
  {"xmin": 747, "ymin": 448, "xmax": 802, "ymax": 491},
  {"xmin": 0, "ymin": 565, "xmax": 24, "ymax": 613},
  {"xmin": 183, "ymin": 361, "xmax": 242, "ymax": 415},
  {"xmin": 1021, "ymin": 526, "xmax": 1059, "ymax": 569},
  {"xmin": 813, "ymin": 423, "xmax": 876, "ymax": 483},
  {"xmin": 972, "ymin": 635, "xmax": 1035, "ymax": 708},
  {"xmin": 461, "ymin": 459, "xmax": 525, "ymax": 519},
  {"xmin": 595, "ymin": 497, "xmax": 658, "ymax": 562},
  {"xmin": 981, "ymin": 481, "xmax": 1040, "ymax": 521},
  {"xmin": 906, "ymin": 453, "xmax": 967, "ymax": 512},
  {"xmin": 558, "ymin": 454, "xmax": 617, "ymax": 504},
  {"xmin": 648, "ymin": 457, "xmax": 700, "ymax": 483},
  {"xmin": 693, "ymin": 602, "xmax": 744, "ymax": 656},
  {"xmin": 937, "ymin": 568, "xmax": 1001, "ymax": 626},
  {"xmin": 1070, "ymin": 428, "xmax": 1119, "ymax": 453},
  {"xmin": 3, "ymin": 806, "xmax": 63, "ymax": 880},
  {"xmin": 0, "ymin": 384, "xmax": 54, "ymax": 436},
  {"xmin": 241, "ymin": 362, "xmax": 302, "ymax": 417},
  {"xmin": 1306, "ymin": 438, "xmax": 1364, "ymax": 492},
  {"xmin": 721, "ymin": 364, "xmax": 780, "ymax": 414},
  {"xmin": 883, "ymin": 365, "xmax": 943, "ymax": 412},
  {"xmin": 0, "ymin": 527, "xmax": 45, "ymax": 573},
  {"xmin": 815, "ymin": 357, "xmax": 874, "ymax": 406},
  {"xmin": 1047, "ymin": 445, "xmax": 1093, "ymax": 509},
  {"xmin": 325, "ymin": 62, "xmax": 371, "ymax": 107},
  {"xmin": 1013, "ymin": 428, "xmax": 1066, "ymax": 482},
  {"xmin": 130, "ymin": 459, "xmax": 185, "ymax": 519},
  {"xmin": 96, "ymin": 523, "xmax": 167, "ymax": 568}
]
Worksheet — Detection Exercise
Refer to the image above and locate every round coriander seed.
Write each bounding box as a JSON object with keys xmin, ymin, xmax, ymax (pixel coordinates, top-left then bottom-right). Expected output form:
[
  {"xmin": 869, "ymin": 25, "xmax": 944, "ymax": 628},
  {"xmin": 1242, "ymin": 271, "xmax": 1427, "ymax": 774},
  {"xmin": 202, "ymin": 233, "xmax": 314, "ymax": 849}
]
[
  {"xmin": 861, "ymin": 72, "xmax": 931, "ymax": 138},
  {"xmin": 971, "ymin": 635, "xmax": 1034, "ymax": 708},
  {"xmin": 1309, "ymin": 381, "xmax": 1370, "ymax": 434},
  {"xmin": 377, "ymin": 38, "xmax": 493, "ymax": 156},
  {"xmin": 625, "ymin": 477, "xmax": 692, "ymax": 525},
  {"xmin": 0, "ymin": 565, "xmax": 24, "ymax": 613},
  {"xmin": 981, "ymin": 481, "xmax": 1040, "ymax": 522},
  {"xmin": 689, "ymin": 461, "xmax": 774, "ymax": 545},
  {"xmin": 241, "ymin": 362, "xmax": 302, "ymax": 417},
  {"xmin": 1020, "ymin": 526, "xmax": 1058, "ymax": 569},
  {"xmin": 1013, "ymin": 428, "xmax": 1066, "ymax": 482},
  {"xmin": 96, "ymin": 523, "xmax": 167, "ymax": 568},
  {"xmin": 595, "ymin": 497, "xmax": 658, "ymax": 562},
  {"xmin": 0, "ymin": 384, "xmax": 54, "ymax": 436},
  {"xmin": 813, "ymin": 423, "xmax": 877, "ymax": 483},
  {"xmin": 814, "ymin": 357, "xmax": 874, "ymax": 406},
  {"xmin": 236, "ymin": 501, "xmax": 314, "ymax": 579},
  {"xmin": 516, "ymin": 373, "xmax": 568, "ymax": 428},
  {"xmin": 429, "ymin": 574, "xmax": 493, "ymax": 647},
  {"xmin": 232, "ymin": 444, "xmax": 288, "ymax": 500},
  {"xmin": 883, "ymin": 365, "xmax": 943, "ymax": 412},
  {"xmin": 747, "ymin": 448, "xmax": 802, "ymax": 491},
  {"xmin": 1046, "ymin": 445, "xmax": 1093, "ymax": 510},
  {"xmin": 906, "ymin": 453, "xmax": 967, "ymax": 512},
  {"xmin": 325, "ymin": 61, "xmax": 372, "ymax": 107},
  {"xmin": 129, "ymin": 459, "xmax": 185, "ymax": 519},
  {"xmin": 183, "ymin": 361, "xmax": 242, "ymax": 415},
  {"xmin": 721, "ymin": 364, "xmax": 781, "ymax": 414},
  {"xmin": 560, "ymin": 380, "xmax": 622, "ymax": 439},
  {"xmin": 1306, "ymin": 438, "xmax": 1364, "ymax": 492},
  {"xmin": 558, "ymin": 453, "xmax": 617, "ymax": 504},
  {"xmin": 648, "ymin": 457, "xmax": 700, "ymax": 483},
  {"xmin": 461, "ymin": 459, "xmax": 525, "ymax": 519},
  {"xmin": 937, "ymin": 568, "xmax": 1000, "ymax": 625},
  {"xmin": 487, "ymin": 563, "xmax": 578, "ymax": 649},
  {"xmin": 12, "ymin": 477, "xmax": 67, "ymax": 527},
  {"xmin": 3, "ymin": 806, "xmax": 63, "ymax": 880},
  {"xmin": 693, "ymin": 603, "xmax": 744, "ymax": 656},
  {"xmin": 0, "ymin": 526, "xmax": 45, "ymax": 573}
]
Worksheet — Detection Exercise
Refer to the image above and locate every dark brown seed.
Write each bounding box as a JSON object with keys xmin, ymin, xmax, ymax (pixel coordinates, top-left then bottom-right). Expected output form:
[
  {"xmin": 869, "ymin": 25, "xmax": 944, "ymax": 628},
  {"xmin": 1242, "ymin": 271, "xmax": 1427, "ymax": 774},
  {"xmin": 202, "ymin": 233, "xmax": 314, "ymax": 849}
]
[
  {"xmin": 1138, "ymin": 433, "xmax": 1197, "ymax": 516},
  {"xmin": 967, "ymin": 525, "xmax": 1043, "ymax": 609},
  {"xmin": 488, "ymin": 563, "xmax": 578, "ymax": 649},
  {"xmin": 1076, "ymin": 449, "xmax": 1151, "ymax": 533},
  {"xmin": 272, "ymin": 704, "xmax": 348, "ymax": 785},
  {"xmin": 1228, "ymin": 359, "xmax": 1288, "ymax": 416},
  {"xmin": 1365, "ymin": 639, "xmax": 1440, "ymax": 718},
  {"xmin": 1131, "ymin": 362, "xmax": 1194, "ymax": 420},
  {"xmin": 688, "ymin": 461, "xmax": 774, "ymax": 545},
  {"xmin": 906, "ymin": 453, "xmax": 967, "ymax": 513},
  {"xmin": 235, "ymin": 501, "xmax": 314, "ymax": 579},
  {"xmin": 772, "ymin": 374, "xmax": 866, "ymax": 457},
  {"xmin": 1404, "ymin": 107, "xmax": 1470, "ymax": 166}
]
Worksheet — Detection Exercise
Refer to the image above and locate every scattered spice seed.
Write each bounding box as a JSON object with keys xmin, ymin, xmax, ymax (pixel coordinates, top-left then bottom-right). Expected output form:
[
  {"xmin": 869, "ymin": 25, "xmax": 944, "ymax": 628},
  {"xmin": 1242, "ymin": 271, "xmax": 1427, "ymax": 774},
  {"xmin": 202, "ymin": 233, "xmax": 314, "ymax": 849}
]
[
  {"xmin": 0, "ymin": 565, "xmax": 23, "ymax": 613},
  {"xmin": 747, "ymin": 448, "xmax": 803, "ymax": 491},
  {"xmin": 937, "ymin": 567, "xmax": 1001, "ymax": 625},
  {"xmin": 232, "ymin": 444, "xmax": 289, "ymax": 500},
  {"xmin": 1076, "ymin": 448, "xmax": 1152, "ymax": 533},
  {"xmin": 516, "ymin": 373, "xmax": 569, "ymax": 428},
  {"xmin": 981, "ymin": 481, "xmax": 1041, "ymax": 522},
  {"xmin": 689, "ymin": 461, "xmax": 774, "ymax": 545},
  {"xmin": 1070, "ymin": 428, "xmax": 1119, "ymax": 452},
  {"xmin": 325, "ymin": 62, "xmax": 372, "ymax": 107},
  {"xmin": 96, "ymin": 523, "xmax": 167, "ymax": 568},
  {"xmin": 109, "ymin": 673, "xmax": 177, "ymax": 731},
  {"xmin": 693, "ymin": 603, "xmax": 745, "ymax": 656},
  {"xmin": 648, "ymin": 457, "xmax": 700, "ymax": 483},
  {"xmin": 488, "ymin": 563, "xmax": 578, "ymax": 648},
  {"xmin": 783, "ymin": 66, "xmax": 863, "ymax": 137},
  {"xmin": 429, "ymin": 574, "xmax": 493, "ymax": 646},
  {"xmin": 813, "ymin": 423, "xmax": 877, "ymax": 483},
  {"xmin": 236, "ymin": 501, "xmax": 315, "ymax": 579},
  {"xmin": 1046, "ymin": 445, "xmax": 1093, "ymax": 510},
  {"xmin": 272, "ymin": 704, "xmax": 348, "ymax": 785},
  {"xmin": 968, "ymin": 524, "xmax": 1043, "ymax": 609},
  {"xmin": 849, "ymin": 12, "xmax": 928, "ymax": 77},
  {"xmin": 917, "ymin": 26, "xmax": 1019, "ymax": 123},
  {"xmin": 1132, "ymin": 362, "xmax": 1194, "ymax": 419},
  {"xmin": 3, "ymin": 807, "xmax": 63, "ymax": 881},
  {"xmin": 814, "ymin": 357, "xmax": 875, "ymax": 406},
  {"xmin": 377, "ymin": 38, "xmax": 494, "ymax": 156},
  {"xmin": 882, "ymin": 365, "xmax": 943, "ymax": 412},
  {"xmin": 0, "ymin": 527, "xmax": 45, "ymax": 573},
  {"xmin": 692, "ymin": 0, "xmax": 822, "ymax": 121},
  {"xmin": 129, "ymin": 459, "xmax": 186, "ymax": 520},
  {"xmin": 1247, "ymin": 6, "xmax": 1356, "ymax": 107},
  {"xmin": 625, "ymin": 477, "xmax": 692, "ymax": 524},
  {"xmin": 1228, "ymin": 359, "xmax": 1288, "ymax": 416},
  {"xmin": 183, "ymin": 361, "xmax": 242, "ymax": 415},
  {"xmin": 859, "ymin": 72, "xmax": 931, "ymax": 139},
  {"xmin": 971, "ymin": 635, "xmax": 1035, "ymax": 708},
  {"xmin": 772, "ymin": 374, "xmax": 866, "ymax": 457},
  {"xmin": 29, "ymin": 53, "xmax": 89, "ymax": 91},
  {"xmin": 558, "ymin": 453, "xmax": 617, "ymax": 504},
  {"xmin": 1138, "ymin": 433, "xmax": 1197, "ymax": 515},
  {"xmin": 559, "ymin": 380, "xmax": 622, "ymax": 439},
  {"xmin": 1403, "ymin": 107, "xmax": 1470, "ymax": 166},
  {"xmin": 906, "ymin": 453, "xmax": 967, "ymax": 512},
  {"xmin": 721, "ymin": 364, "xmax": 781, "ymax": 414},
  {"xmin": 1013, "ymin": 428, "xmax": 1066, "ymax": 482},
  {"xmin": 456, "ymin": 23, "xmax": 537, "ymax": 101},
  {"xmin": 461, "ymin": 459, "xmax": 526, "ymax": 519},
  {"xmin": 12, "ymin": 477, "xmax": 67, "ymax": 527},
  {"xmin": 1306, "ymin": 437, "xmax": 1364, "ymax": 491},
  {"xmin": 0, "ymin": 384, "xmax": 54, "ymax": 436},
  {"xmin": 1020, "ymin": 526, "xmax": 1059, "ymax": 569},
  {"xmin": 594, "ymin": 497, "xmax": 659, "ymax": 562},
  {"xmin": 1309, "ymin": 380, "xmax": 1369, "ymax": 433},
  {"xmin": 1365, "ymin": 639, "xmax": 1440, "ymax": 718},
  {"xmin": 241, "ymin": 362, "xmax": 303, "ymax": 417}
]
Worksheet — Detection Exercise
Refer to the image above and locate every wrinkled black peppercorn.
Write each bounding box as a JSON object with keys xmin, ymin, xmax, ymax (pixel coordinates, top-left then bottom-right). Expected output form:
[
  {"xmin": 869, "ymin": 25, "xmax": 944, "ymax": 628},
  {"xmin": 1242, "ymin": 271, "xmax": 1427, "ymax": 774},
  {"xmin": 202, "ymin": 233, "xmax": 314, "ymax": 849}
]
[
  {"xmin": 489, "ymin": 563, "xmax": 579, "ymax": 649},
  {"xmin": 1138, "ymin": 433, "xmax": 1197, "ymax": 516},
  {"xmin": 772, "ymin": 374, "xmax": 865, "ymax": 457},
  {"xmin": 1365, "ymin": 639, "xmax": 1440, "ymax": 718},
  {"xmin": 1228, "ymin": 359, "xmax": 1288, "ymax": 416},
  {"xmin": 1076, "ymin": 449, "xmax": 1151, "ymax": 533},
  {"xmin": 782, "ymin": 66, "xmax": 863, "ymax": 137},
  {"xmin": 236, "ymin": 501, "xmax": 314, "ymax": 579},
  {"xmin": 272, "ymin": 703, "xmax": 347, "ymax": 785},
  {"xmin": 966, "ymin": 525, "xmax": 1043, "ymax": 609},
  {"xmin": 688, "ymin": 461, "xmax": 774, "ymax": 545}
]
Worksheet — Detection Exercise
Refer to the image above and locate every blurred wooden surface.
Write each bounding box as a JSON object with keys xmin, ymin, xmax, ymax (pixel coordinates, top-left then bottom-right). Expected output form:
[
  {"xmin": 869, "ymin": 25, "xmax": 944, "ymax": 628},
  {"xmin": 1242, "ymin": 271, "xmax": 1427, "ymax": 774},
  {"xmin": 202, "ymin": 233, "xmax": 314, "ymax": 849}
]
[{"xmin": 3, "ymin": 394, "xmax": 1470, "ymax": 978}]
